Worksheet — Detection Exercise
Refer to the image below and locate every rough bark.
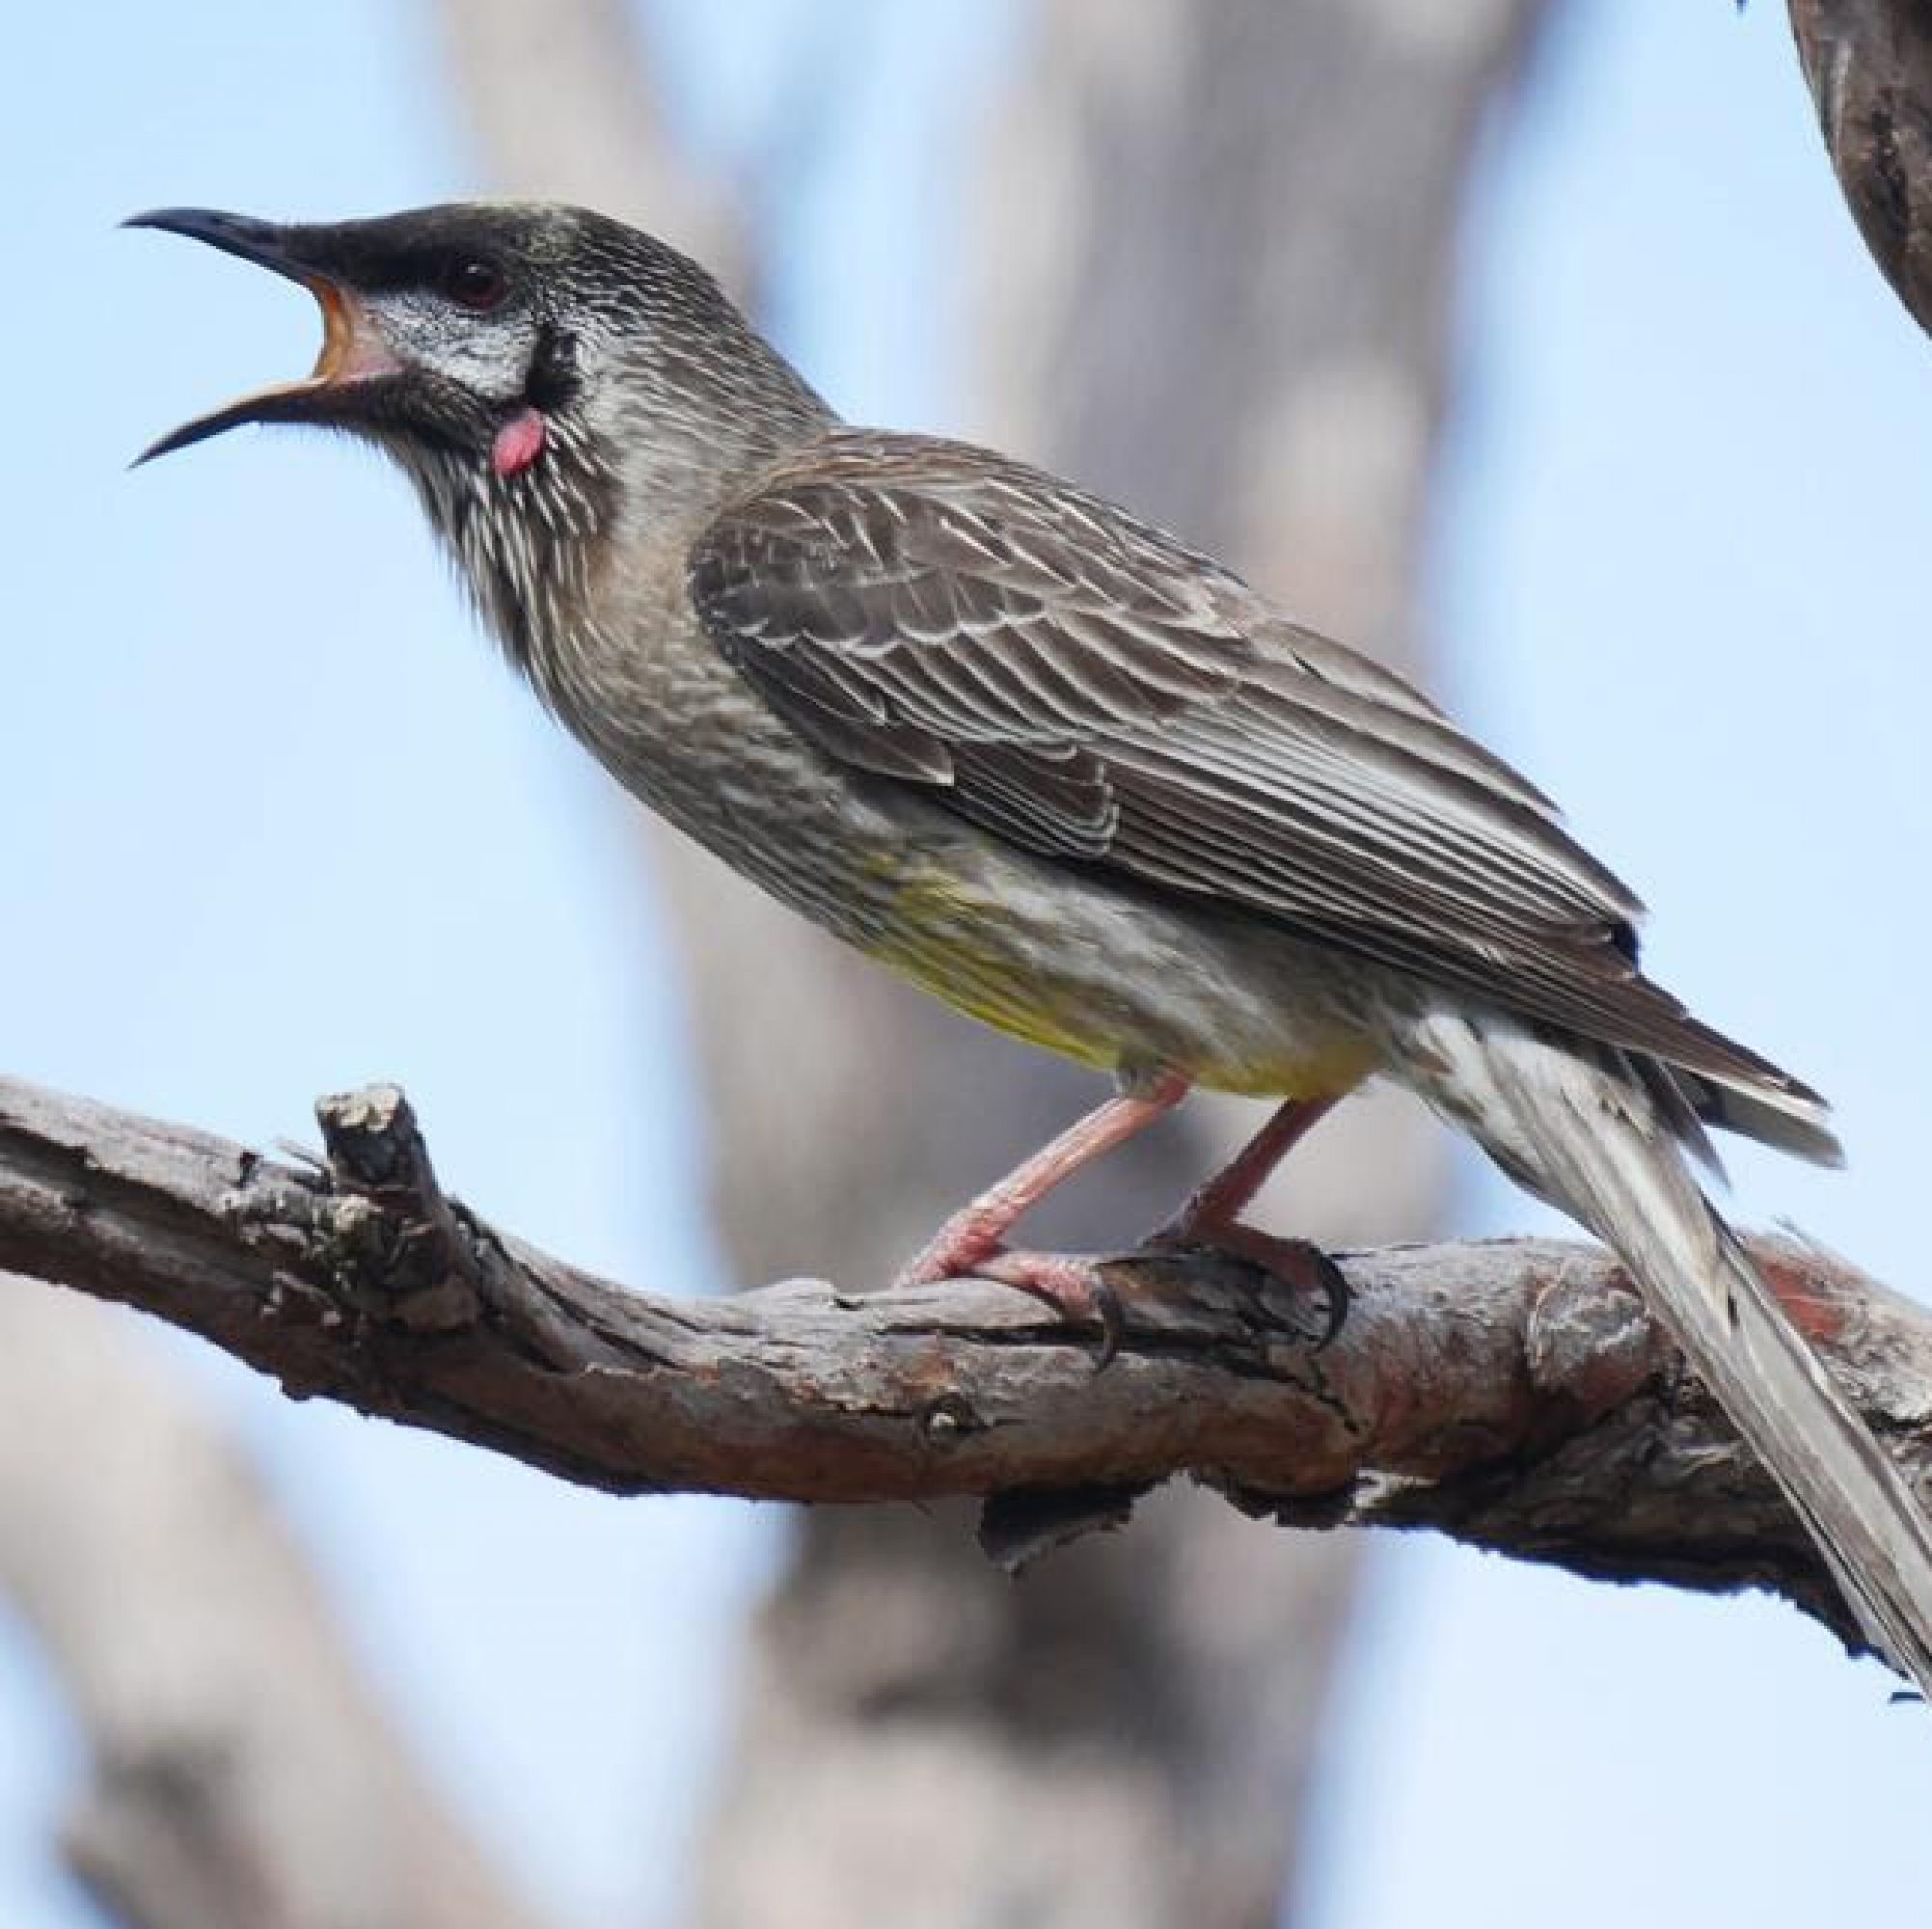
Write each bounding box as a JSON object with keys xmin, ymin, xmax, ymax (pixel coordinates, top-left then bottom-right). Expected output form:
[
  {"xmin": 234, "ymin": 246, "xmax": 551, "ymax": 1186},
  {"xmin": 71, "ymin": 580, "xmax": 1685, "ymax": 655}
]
[
  {"xmin": 0, "ymin": 1073, "xmax": 1919, "ymax": 1666},
  {"xmin": 1788, "ymin": 0, "xmax": 1932, "ymax": 336},
  {"xmin": 0, "ymin": 1276, "xmax": 553, "ymax": 1929}
]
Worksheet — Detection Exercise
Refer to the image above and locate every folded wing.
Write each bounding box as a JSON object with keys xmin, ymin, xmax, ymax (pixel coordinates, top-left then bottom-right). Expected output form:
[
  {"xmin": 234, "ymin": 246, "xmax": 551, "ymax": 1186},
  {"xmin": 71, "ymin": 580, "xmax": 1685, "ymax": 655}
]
[{"xmin": 689, "ymin": 429, "xmax": 1828, "ymax": 1143}]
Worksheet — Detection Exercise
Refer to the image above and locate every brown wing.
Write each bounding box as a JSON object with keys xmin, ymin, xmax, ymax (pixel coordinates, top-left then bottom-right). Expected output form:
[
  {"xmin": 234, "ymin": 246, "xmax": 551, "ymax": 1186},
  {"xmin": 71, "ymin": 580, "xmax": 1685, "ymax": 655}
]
[{"xmin": 688, "ymin": 429, "xmax": 1806, "ymax": 1099}]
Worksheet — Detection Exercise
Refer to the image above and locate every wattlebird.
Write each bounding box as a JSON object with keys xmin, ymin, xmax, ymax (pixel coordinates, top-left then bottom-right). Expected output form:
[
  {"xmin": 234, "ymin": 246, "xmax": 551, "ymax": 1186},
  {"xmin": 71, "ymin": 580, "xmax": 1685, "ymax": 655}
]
[{"xmin": 131, "ymin": 202, "xmax": 1932, "ymax": 1691}]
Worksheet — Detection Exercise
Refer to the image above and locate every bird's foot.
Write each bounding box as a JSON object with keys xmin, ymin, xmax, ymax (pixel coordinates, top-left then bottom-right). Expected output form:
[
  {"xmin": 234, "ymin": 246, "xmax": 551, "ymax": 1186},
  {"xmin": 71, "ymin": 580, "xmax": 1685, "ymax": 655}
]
[
  {"xmin": 897, "ymin": 1209, "xmax": 1348, "ymax": 1366},
  {"xmin": 896, "ymin": 1228, "xmax": 1132, "ymax": 1367},
  {"xmin": 975, "ymin": 1248, "xmax": 1132, "ymax": 1366},
  {"xmin": 1141, "ymin": 1220, "xmax": 1350, "ymax": 1350}
]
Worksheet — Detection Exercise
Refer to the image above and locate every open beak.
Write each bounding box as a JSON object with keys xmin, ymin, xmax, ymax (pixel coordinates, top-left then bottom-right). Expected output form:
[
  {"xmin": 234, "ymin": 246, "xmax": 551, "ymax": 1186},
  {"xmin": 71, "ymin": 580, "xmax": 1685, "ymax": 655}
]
[{"xmin": 126, "ymin": 208, "xmax": 403, "ymax": 463}]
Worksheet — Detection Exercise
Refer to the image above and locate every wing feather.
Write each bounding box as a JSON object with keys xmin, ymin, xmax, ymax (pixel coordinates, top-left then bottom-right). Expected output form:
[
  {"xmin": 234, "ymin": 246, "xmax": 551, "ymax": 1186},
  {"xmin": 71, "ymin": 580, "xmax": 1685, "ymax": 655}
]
[{"xmin": 688, "ymin": 429, "xmax": 1807, "ymax": 1100}]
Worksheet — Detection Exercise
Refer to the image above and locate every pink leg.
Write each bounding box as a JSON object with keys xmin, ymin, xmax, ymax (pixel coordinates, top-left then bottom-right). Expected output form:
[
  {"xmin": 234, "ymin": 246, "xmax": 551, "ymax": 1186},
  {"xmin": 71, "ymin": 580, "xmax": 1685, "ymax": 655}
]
[
  {"xmin": 1146, "ymin": 1095, "xmax": 1338, "ymax": 1245},
  {"xmin": 1147, "ymin": 1094, "xmax": 1349, "ymax": 1346},
  {"xmin": 897, "ymin": 1072, "xmax": 1191, "ymax": 1288}
]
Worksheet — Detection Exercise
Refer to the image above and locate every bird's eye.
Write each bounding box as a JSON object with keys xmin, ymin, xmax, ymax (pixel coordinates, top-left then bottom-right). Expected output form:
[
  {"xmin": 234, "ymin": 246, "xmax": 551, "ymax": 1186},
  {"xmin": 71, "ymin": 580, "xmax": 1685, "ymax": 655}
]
[{"xmin": 440, "ymin": 257, "xmax": 509, "ymax": 312}]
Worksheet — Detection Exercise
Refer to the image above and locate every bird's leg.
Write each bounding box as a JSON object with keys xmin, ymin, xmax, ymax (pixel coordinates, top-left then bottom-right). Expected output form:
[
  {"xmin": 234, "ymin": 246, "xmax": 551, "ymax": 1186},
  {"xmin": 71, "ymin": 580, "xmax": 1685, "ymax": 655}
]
[
  {"xmin": 1146, "ymin": 1096, "xmax": 1338, "ymax": 1244},
  {"xmin": 900, "ymin": 1083, "xmax": 1349, "ymax": 1362},
  {"xmin": 896, "ymin": 1071, "xmax": 1190, "ymax": 1296},
  {"xmin": 1145, "ymin": 1096, "xmax": 1352, "ymax": 1346}
]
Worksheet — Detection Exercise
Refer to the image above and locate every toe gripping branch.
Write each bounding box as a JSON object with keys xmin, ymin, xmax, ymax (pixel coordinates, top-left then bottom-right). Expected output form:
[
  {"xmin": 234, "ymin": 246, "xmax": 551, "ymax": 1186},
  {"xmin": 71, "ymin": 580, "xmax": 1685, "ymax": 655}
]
[{"xmin": 983, "ymin": 1234, "xmax": 1351, "ymax": 1371}]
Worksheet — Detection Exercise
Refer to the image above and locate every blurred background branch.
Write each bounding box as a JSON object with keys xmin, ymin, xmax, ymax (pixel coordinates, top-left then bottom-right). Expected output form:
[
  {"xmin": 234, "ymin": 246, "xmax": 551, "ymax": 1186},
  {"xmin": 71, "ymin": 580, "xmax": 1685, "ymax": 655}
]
[
  {"xmin": 434, "ymin": 3, "xmax": 1550, "ymax": 1924},
  {"xmin": 0, "ymin": 1281, "xmax": 552, "ymax": 1929}
]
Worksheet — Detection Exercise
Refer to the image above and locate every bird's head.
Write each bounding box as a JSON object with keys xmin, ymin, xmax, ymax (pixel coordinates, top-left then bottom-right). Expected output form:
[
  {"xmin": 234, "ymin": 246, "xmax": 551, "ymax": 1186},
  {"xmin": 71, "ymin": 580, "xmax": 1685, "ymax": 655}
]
[{"xmin": 131, "ymin": 200, "xmax": 827, "ymax": 533}]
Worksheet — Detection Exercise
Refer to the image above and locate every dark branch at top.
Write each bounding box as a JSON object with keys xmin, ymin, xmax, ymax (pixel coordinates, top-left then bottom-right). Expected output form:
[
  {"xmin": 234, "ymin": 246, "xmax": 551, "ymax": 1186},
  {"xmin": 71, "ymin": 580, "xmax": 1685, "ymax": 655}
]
[{"xmin": 1790, "ymin": 0, "xmax": 1932, "ymax": 337}]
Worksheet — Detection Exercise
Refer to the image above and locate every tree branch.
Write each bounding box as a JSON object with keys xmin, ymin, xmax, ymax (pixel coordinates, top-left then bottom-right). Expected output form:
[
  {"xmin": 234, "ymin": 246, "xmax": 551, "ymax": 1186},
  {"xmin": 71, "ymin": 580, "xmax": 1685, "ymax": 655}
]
[
  {"xmin": 4, "ymin": 1074, "xmax": 1924, "ymax": 1658},
  {"xmin": 1788, "ymin": 0, "xmax": 1932, "ymax": 337}
]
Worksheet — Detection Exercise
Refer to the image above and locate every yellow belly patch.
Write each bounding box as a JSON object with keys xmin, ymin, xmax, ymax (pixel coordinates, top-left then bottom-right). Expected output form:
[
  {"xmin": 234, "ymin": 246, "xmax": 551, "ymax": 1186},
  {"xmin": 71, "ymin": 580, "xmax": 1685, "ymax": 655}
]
[
  {"xmin": 1190, "ymin": 1035, "xmax": 1379, "ymax": 1100},
  {"xmin": 870, "ymin": 867, "xmax": 1377, "ymax": 1100},
  {"xmin": 871, "ymin": 919, "xmax": 1118, "ymax": 1071}
]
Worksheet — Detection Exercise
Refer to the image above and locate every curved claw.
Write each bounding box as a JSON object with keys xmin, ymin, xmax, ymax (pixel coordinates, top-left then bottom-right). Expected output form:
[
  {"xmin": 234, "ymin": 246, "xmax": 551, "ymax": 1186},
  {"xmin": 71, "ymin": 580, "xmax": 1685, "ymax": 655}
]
[
  {"xmin": 1142, "ymin": 1226, "xmax": 1350, "ymax": 1350},
  {"xmin": 976, "ymin": 1248, "xmax": 1129, "ymax": 1371},
  {"xmin": 1300, "ymin": 1243, "xmax": 1351, "ymax": 1351}
]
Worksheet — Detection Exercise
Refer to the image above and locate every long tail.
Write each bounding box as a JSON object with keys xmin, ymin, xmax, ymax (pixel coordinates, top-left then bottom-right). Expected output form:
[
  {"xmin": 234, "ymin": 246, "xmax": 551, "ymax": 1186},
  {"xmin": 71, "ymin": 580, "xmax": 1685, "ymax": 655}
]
[{"xmin": 1394, "ymin": 1008, "xmax": 1932, "ymax": 1697}]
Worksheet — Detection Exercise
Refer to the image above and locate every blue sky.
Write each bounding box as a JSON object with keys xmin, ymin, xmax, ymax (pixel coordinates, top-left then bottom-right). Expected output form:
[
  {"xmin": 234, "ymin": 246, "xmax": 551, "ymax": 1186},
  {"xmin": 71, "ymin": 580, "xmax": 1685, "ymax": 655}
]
[{"xmin": 3, "ymin": 4, "xmax": 1928, "ymax": 1926}]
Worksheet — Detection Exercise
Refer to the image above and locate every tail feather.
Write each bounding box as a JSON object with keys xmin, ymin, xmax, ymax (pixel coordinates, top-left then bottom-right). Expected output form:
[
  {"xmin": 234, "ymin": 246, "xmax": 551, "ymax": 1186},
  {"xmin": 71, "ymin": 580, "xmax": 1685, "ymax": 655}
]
[
  {"xmin": 1668, "ymin": 1058, "xmax": 1846, "ymax": 1170},
  {"xmin": 1398, "ymin": 1010, "xmax": 1932, "ymax": 1696}
]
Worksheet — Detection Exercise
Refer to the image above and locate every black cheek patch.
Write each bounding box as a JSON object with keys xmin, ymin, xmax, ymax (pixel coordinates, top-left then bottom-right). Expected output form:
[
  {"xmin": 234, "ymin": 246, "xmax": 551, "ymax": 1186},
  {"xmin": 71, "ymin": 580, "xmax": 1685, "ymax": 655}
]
[{"xmin": 525, "ymin": 325, "xmax": 581, "ymax": 414}]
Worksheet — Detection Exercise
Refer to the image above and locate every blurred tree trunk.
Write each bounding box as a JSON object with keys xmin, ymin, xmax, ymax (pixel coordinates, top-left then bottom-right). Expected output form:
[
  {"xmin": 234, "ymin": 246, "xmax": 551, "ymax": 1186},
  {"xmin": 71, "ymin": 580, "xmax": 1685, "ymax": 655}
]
[
  {"xmin": 435, "ymin": 2, "xmax": 1551, "ymax": 1922},
  {"xmin": 0, "ymin": 1287, "xmax": 552, "ymax": 1929}
]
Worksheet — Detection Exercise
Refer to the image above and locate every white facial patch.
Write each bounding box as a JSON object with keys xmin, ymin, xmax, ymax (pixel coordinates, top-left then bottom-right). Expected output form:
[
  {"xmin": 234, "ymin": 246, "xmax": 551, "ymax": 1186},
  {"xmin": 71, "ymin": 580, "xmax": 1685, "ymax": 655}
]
[{"xmin": 371, "ymin": 289, "xmax": 536, "ymax": 402}]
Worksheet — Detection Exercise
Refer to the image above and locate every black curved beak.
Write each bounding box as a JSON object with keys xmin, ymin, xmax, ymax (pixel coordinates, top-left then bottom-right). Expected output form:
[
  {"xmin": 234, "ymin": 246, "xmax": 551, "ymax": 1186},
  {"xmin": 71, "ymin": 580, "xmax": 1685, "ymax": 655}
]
[
  {"xmin": 126, "ymin": 207, "xmax": 402, "ymax": 464},
  {"xmin": 126, "ymin": 207, "xmax": 314, "ymax": 279}
]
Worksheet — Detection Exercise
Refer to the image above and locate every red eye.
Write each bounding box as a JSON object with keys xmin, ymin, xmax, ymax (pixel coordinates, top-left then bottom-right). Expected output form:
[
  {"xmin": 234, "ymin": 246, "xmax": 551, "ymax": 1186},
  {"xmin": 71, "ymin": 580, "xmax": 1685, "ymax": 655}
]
[{"xmin": 443, "ymin": 257, "xmax": 508, "ymax": 311}]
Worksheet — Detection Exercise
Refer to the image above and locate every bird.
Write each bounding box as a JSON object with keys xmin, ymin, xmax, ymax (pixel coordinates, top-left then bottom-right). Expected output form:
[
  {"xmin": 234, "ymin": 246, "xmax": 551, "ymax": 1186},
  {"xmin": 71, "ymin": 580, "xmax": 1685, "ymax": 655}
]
[{"xmin": 130, "ymin": 200, "xmax": 1932, "ymax": 1692}]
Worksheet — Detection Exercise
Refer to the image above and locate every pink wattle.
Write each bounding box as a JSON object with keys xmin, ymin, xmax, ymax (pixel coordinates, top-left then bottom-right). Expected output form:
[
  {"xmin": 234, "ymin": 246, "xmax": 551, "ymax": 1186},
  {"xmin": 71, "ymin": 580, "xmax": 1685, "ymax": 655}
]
[{"xmin": 491, "ymin": 408, "xmax": 547, "ymax": 478}]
